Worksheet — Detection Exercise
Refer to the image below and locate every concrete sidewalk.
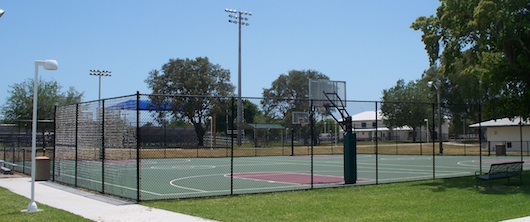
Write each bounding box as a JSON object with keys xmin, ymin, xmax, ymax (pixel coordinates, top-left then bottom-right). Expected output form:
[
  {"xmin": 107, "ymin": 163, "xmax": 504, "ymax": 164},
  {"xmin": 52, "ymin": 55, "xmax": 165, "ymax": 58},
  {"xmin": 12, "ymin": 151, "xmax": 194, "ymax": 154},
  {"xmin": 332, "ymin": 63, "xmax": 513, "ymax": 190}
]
[{"xmin": 0, "ymin": 175, "xmax": 216, "ymax": 222}]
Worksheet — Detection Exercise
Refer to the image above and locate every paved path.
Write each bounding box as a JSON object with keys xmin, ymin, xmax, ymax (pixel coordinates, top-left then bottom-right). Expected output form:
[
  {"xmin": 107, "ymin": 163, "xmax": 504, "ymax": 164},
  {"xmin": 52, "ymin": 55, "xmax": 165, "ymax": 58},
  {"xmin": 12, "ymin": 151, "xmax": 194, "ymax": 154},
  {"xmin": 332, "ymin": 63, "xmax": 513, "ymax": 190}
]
[{"xmin": 0, "ymin": 175, "xmax": 216, "ymax": 222}]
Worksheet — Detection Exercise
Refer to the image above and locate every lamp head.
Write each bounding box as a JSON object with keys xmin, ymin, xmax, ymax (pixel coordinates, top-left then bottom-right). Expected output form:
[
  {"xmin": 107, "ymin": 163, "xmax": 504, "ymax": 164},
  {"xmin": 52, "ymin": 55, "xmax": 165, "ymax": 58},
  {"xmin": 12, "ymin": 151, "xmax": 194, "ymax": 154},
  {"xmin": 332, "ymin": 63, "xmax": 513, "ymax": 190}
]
[
  {"xmin": 43, "ymin": 60, "xmax": 59, "ymax": 70},
  {"xmin": 0, "ymin": 9, "xmax": 5, "ymax": 18},
  {"xmin": 427, "ymin": 81, "xmax": 433, "ymax": 88},
  {"xmin": 35, "ymin": 59, "xmax": 59, "ymax": 70}
]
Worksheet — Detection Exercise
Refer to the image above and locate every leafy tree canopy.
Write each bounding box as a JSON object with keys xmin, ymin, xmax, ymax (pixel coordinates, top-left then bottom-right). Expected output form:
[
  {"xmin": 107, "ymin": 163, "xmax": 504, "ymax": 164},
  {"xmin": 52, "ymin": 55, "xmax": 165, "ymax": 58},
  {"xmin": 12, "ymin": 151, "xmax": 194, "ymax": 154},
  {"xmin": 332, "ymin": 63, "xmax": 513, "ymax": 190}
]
[
  {"xmin": 261, "ymin": 69, "xmax": 329, "ymax": 123},
  {"xmin": 381, "ymin": 79, "xmax": 431, "ymax": 139},
  {"xmin": 145, "ymin": 57, "xmax": 235, "ymax": 146},
  {"xmin": 412, "ymin": 0, "xmax": 530, "ymax": 118},
  {"xmin": 1, "ymin": 78, "xmax": 83, "ymax": 121}
]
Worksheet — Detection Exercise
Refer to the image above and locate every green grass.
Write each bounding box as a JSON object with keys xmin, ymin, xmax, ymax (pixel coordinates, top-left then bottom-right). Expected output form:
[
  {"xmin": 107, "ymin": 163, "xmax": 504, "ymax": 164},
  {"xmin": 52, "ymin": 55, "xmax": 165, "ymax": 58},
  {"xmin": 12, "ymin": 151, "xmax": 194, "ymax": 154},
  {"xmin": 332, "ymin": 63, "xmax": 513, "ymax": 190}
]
[
  {"xmin": 143, "ymin": 171, "xmax": 530, "ymax": 222},
  {"xmin": 0, "ymin": 187, "xmax": 91, "ymax": 222},
  {"xmin": 1, "ymin": 172, "xmax": 529, "ymax": 221}
]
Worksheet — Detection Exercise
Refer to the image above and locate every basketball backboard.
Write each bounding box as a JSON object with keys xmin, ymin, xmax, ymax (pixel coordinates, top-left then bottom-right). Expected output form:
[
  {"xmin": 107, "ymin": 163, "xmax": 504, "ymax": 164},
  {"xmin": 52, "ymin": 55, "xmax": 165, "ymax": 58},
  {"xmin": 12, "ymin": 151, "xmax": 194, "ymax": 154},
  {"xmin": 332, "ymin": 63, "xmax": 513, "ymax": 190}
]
[
  {"xmin": 308, "ymin": 79, "xmax": 346, "ymax": 114},
  {"xmin": 292, "ymin": 111, "xmax": 309, "ymax": 126}
]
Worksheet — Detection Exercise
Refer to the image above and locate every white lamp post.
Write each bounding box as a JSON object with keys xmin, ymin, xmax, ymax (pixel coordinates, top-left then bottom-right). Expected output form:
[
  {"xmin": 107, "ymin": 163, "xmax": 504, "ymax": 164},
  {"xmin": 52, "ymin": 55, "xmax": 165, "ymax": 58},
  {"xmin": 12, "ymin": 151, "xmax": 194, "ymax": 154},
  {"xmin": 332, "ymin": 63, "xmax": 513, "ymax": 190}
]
[
  {"xmin": 428, "ymin": 80, "xmax": 443, "ymax": 155},
  {"xmin": 424, "ymin": 118, "xmax": 429, "ymax": 143},
  {"xmin": 25, "ymin": 59, "xmax": 58, "ymax": 213}
]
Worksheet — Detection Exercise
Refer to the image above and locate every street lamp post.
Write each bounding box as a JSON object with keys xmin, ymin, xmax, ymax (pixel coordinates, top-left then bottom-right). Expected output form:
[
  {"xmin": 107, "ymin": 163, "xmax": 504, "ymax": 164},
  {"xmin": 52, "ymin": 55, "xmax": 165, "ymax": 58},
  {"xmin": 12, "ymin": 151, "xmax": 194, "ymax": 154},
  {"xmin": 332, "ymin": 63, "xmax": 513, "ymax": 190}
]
[
  {"xmin": 25, "ymin": 59, "xmax": 58, "ymax": 213},
  {"xmin": 424, "ymin": 118, "xmax": 429, "ymax": 143},
  {"xmin": 428, "ymin": 80, "xmax": 443, "ymax": 155},
  {"xmin": 89, "ymin": 70, "xmax": 112, "ymax": 101},
  {"xmin": 225, "ymin": 8, "xmax": 251, "ymax": 146}
]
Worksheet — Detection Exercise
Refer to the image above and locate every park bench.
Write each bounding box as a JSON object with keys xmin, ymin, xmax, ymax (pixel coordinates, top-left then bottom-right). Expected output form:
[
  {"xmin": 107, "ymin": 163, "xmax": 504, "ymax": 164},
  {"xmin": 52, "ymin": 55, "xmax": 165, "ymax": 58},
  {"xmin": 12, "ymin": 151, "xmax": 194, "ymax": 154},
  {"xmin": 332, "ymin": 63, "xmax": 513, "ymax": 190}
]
[
  {"xmin": 0, "ymin": 166, "xmax": 12, "ymax": 175},
  {"xmin": 475, "ymin": 161, "xmax": 524, "ymax": 187},
  {"xmin": 0, "ymin": 160, "xmax": 18, "ymax": 175}
]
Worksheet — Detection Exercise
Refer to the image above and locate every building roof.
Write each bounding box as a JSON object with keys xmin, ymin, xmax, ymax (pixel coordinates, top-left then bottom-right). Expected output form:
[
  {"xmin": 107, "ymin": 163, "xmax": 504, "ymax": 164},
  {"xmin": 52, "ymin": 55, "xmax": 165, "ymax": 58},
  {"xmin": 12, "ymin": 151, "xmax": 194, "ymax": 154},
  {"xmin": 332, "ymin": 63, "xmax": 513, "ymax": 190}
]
[
  {"xmin": 350, "ymin": 110, "xmax": 384, "ymax": 122},
  {"xmin": 241, "ymin": 123, "xmax": 284, "ymax": 129},
  {"xmin": 469, "ymin": 117, "xmax": 530, "ymax": 128}
]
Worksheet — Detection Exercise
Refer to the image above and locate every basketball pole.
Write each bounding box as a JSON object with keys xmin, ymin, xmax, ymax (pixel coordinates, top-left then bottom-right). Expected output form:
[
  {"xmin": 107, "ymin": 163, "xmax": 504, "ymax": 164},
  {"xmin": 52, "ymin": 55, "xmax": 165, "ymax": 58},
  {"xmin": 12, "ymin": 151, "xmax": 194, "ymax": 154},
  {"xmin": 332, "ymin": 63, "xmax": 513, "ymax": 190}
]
[
  {"xmin": 343, "ymin": 116, "xmax": 357, "ymax": 184},
  {"xmin": 308, "ymin": 79, "xmax": 355, "ymax": 184}
]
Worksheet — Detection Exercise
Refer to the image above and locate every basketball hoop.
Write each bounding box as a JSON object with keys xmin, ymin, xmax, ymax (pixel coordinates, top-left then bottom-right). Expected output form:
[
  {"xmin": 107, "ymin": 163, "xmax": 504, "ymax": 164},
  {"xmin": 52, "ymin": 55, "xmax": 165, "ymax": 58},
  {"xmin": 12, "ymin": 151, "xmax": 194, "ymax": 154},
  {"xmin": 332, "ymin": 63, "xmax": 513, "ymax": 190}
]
[
  {"xmin": 317, "ymin": 102, "xmax": 333, "ymax": 115},
  {"xmin": 299, "ymin": 118, "xmax": 307, "ymax": 127}
]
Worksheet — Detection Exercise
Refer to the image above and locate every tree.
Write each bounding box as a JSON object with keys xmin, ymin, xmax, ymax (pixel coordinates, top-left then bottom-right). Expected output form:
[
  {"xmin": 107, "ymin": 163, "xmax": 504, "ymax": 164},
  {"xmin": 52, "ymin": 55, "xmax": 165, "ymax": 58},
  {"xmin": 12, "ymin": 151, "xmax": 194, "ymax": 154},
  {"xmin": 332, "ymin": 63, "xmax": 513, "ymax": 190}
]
[
  {"xmin": 214, "ymin": 99, "xmax": 263, "ymax": 135},
  {"xmin": 1, "ymin": 78, "xmax": 83, "ymax": 121},
  {"xmin": 412, "ymin": 0, "xmax": 530, "ymax": 118},
  {"xmin": 381, "ymin": 79, "xmax": 432, "ymax": 141},
  {"xmin": 261, "ymin": 70, "xmax": 329, "ymax": 124},
  {"xmin": 243, "ymin": 100, "xmax": 262, "ymax": 124},
  {"xmin": 145, "ymin": 57, "xmax": 235, "ymax": 147}
]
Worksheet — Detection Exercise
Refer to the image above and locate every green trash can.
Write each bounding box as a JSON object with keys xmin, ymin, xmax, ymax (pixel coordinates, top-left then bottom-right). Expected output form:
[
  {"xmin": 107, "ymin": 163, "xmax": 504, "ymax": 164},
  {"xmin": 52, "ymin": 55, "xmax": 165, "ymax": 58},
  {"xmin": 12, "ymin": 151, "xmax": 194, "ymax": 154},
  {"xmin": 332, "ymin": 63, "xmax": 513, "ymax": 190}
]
[{"xmin": 35, "ymin": 156, "xmax": 50, "ymax": 181}]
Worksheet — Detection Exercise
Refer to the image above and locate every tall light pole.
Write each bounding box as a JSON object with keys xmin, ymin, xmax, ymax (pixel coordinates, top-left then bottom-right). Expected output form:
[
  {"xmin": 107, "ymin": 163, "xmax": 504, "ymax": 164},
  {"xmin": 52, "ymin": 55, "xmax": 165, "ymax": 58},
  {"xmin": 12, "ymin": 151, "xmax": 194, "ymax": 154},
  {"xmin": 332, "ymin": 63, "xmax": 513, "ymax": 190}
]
[
  {"xmin": 89, "ymin": 70, "xmax": 112, "ymax": 101},
  {"xmin": 225, "ymin": 8, "xmax": 251, "ymax": 146},
  {"xmin": 89, "ymin": 70, "xmax": 110, "ymax": 160},
  {"xmin": 25, "ymin": 59, "xmax": 58, "ymax": 213},
  {"xmin": 428, "ymin": 80, "xmax": 443, "ymax": 155}
]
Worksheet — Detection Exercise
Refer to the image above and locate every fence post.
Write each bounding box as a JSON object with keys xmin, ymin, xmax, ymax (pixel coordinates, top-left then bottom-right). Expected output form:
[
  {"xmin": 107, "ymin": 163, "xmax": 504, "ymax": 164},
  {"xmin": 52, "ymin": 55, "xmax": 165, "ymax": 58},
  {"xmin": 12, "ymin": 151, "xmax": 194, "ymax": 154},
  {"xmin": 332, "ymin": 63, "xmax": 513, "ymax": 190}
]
[
  {"xmin": 75, "ymin": 104, "xmax": 79, "ymax": 187},
  {"xmin": 478, "ymin": 104, "xmax": 483, "ymax": 174},
  {"xmin": 230, "ymin": 97, "xmax": 235, "ymax": 196},
  {"xmin": 52, "ymin": 105, "xmax": 56, "ymax": 181},
  {"xmin": 136, "ymin": 92, "xmax": 141, "ymax": 202},
  {"xmin": 375, "ymin": 102, "xmax": 379, "ymax": 184},
  {"xmin": 519, "ymin": 117, "xmax": 523, "ymax": 162},
  {"xmin": 310, "ymin": 101, "xmax": 314, "ymax": 189},
  {"xmin": 101, "ymin": 99, "xmax": 105, "ymax": 194},
  {"xmin": 22, "ymin": 148, "xmax": 26, "ymax": 174},
  {"xmin": 432, "ymin": 103, "xmax": 436, "ymax": 179}
]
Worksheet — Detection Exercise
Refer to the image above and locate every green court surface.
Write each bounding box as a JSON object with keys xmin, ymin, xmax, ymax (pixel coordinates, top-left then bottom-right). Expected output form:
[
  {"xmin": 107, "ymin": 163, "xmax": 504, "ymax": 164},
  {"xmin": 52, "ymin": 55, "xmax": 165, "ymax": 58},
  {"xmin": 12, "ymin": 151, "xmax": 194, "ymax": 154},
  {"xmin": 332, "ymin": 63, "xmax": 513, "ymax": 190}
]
[{"xmin": 54, "ymin": 154, "xmax": 529, "ymax": 200}]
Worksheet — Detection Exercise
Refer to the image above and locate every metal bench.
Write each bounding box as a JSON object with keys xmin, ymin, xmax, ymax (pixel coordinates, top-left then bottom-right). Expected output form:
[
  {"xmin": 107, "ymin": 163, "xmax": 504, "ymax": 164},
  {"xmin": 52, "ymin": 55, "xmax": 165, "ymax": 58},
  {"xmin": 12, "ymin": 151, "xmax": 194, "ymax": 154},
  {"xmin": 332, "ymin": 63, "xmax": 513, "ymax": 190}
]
[
  {"xmin": 0, "ymin": 160, "xmax": 18, "ymax": 175},
  {"xmin": 0, "ymin": 166, "xmax": 12, "ymax": 175},
  {"xmin": 475, "ymin": 161, "xmax": 524, "ymax": 187}
]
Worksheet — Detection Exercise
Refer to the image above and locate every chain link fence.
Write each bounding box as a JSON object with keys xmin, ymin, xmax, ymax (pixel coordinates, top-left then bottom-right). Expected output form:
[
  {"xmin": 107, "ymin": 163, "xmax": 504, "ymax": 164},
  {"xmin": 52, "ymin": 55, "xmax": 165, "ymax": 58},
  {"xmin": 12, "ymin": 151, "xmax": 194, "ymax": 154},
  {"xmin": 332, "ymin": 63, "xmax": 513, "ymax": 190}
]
[{"xmin": 3, "ymin": 93, "xmax": 528, "ymax": 201}]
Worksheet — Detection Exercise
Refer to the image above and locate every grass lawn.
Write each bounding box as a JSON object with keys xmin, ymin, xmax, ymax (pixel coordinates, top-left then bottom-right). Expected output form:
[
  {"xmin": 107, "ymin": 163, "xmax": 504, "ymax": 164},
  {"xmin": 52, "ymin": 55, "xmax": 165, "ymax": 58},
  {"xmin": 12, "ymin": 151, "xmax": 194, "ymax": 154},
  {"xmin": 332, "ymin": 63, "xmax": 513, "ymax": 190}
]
[
  {"xmin": 0, "ymin": 172, "xmax": 528, "ymax": 221},
  {"xmin": 143, "ymin": 171, "xmax": 530, "ymax": 222},
  {"xmin": 0, "ymin": 187, "xmax": 91, "ymax": 222}
]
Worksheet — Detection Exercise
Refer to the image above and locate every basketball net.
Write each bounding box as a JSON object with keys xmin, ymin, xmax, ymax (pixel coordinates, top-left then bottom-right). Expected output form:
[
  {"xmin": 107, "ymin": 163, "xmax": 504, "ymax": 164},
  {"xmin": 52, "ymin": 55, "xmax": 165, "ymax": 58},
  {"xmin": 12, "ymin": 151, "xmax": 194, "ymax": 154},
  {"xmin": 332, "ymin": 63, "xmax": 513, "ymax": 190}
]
[{"xmin": 317, "ymin": 103, "xmax": 332, "ymax": 115}]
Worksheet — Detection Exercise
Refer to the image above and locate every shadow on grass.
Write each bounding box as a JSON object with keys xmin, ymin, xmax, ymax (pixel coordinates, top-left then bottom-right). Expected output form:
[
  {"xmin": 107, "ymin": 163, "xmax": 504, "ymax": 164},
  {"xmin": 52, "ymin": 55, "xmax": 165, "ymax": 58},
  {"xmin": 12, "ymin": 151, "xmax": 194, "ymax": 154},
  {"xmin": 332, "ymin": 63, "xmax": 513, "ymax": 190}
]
[{"xmin": 413, "ymin": 170, "xmax": 530, "ymax": 196}]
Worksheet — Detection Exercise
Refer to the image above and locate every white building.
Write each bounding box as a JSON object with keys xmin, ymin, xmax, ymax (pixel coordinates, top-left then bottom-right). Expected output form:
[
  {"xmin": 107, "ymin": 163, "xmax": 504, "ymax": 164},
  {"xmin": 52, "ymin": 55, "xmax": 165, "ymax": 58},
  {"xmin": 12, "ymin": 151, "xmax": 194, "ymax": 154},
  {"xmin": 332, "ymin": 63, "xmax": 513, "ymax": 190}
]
[
  {"xmin": 470, "ymin": 117, "xmax": 530, "ymax": 152},
  {"xmin": 349, "ymin": 110, "xmax": 449, "ymax": 141}
]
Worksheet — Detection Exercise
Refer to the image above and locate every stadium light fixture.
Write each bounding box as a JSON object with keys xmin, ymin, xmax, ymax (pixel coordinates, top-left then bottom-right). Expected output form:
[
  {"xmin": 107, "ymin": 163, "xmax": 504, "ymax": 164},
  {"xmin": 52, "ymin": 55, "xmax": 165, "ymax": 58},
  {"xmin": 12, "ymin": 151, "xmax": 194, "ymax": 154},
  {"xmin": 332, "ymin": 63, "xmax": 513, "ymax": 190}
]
[
  {"xmin": 25, "ymin": 59, "xmax": 58, "ymax": 213},
  {"xmin": 225, "ymin": 8, "xmax": 252, "ymax": 146},
  {"xmin": 89, "ymin": 69, "xmax": 112, "ymax": 101},
  {"xmin": 428, "ymin": 80, "xmax": 443, "ymax": 155}
]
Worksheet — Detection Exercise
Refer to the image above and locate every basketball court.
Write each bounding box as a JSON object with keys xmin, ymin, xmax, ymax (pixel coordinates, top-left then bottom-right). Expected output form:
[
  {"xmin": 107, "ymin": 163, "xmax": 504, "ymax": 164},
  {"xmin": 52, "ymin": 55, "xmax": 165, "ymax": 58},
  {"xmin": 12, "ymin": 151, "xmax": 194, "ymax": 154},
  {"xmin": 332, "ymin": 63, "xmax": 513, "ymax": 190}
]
[
  {"xmin": 52, "ymin": 154, "xmax": 529, "ymax": 200},
  {"xmin": 46, "ymin": 79, "xmax": 529, "ymax": 201}
]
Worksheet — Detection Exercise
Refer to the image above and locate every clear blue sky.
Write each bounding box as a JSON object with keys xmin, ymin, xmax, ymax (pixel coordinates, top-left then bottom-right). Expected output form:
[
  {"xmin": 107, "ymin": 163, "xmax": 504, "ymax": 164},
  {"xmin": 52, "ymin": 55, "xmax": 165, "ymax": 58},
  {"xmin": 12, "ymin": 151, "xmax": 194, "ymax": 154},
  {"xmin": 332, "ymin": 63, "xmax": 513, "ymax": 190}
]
[{"xmin": 0, "ymin": 1, "xmax": 439, "ymax": 109}]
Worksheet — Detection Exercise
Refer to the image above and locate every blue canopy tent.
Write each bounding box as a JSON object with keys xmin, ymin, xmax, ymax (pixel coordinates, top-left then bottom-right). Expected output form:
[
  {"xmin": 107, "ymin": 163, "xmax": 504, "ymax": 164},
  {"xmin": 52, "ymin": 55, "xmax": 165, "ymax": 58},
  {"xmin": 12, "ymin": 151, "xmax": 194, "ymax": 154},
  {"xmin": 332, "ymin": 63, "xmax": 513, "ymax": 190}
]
[
  {"xmin": 108, "ymin": 99, "xmax": 174, "ymax": 111},
  {"xmin": 106, "ymin": 99, "xmax": 188, "ymax": 146}
]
